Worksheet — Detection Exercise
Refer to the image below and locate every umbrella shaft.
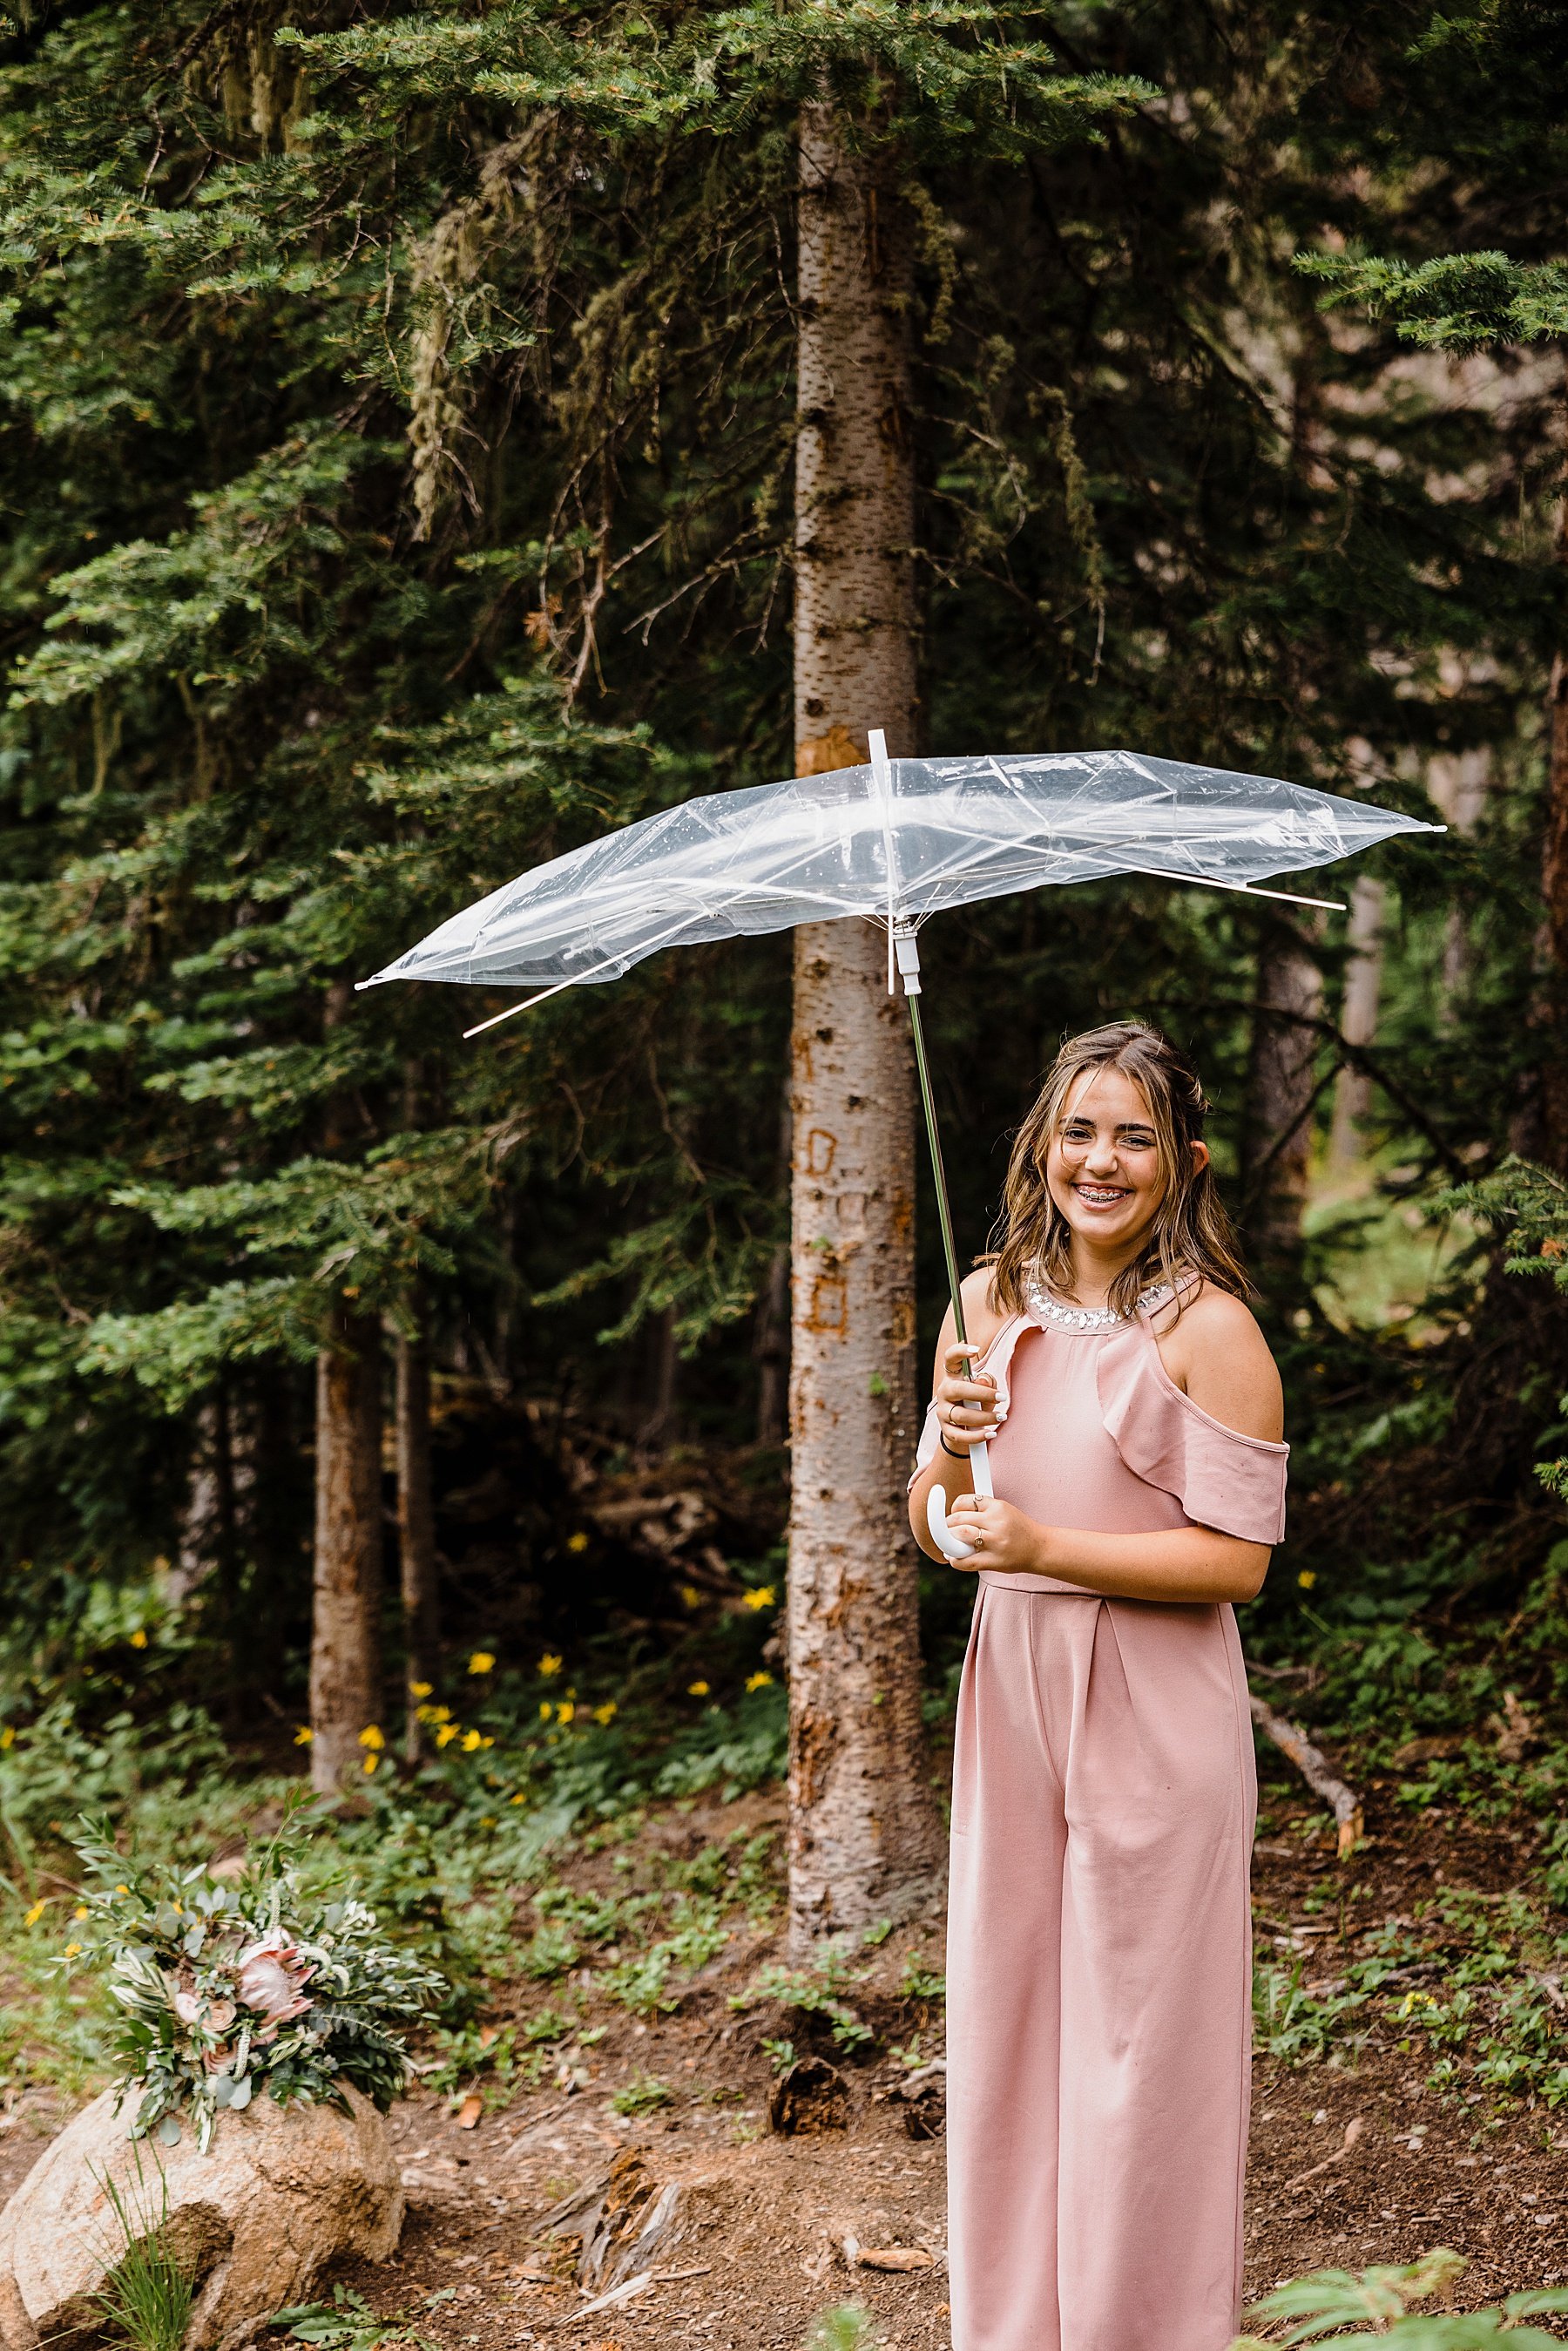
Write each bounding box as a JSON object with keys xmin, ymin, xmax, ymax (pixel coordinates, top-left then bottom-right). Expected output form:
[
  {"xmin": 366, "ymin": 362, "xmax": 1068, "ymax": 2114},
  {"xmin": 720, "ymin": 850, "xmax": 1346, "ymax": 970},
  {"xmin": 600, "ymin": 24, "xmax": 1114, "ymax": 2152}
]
[{"xmin": 906, "ymin": 992, "xmax": 969, "ymax": 1352}]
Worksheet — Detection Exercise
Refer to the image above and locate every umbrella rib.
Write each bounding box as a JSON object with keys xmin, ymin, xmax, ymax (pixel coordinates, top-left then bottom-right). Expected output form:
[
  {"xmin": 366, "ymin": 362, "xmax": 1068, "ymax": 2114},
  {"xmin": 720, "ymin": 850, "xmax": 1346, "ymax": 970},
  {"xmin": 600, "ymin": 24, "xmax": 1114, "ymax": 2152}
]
[{"xmin": 457, "ymin": 904, "xmax": 713, "ymax": 1036}]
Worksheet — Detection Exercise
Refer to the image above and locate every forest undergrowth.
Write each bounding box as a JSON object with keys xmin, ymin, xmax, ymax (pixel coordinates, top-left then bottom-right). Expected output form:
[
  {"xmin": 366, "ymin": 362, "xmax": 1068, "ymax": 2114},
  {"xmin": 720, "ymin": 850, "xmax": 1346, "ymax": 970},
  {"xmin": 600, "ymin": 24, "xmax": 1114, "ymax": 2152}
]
[{"xmin": 0, "ymin": 1187, "xmax": 1566, "ymax": 2347}]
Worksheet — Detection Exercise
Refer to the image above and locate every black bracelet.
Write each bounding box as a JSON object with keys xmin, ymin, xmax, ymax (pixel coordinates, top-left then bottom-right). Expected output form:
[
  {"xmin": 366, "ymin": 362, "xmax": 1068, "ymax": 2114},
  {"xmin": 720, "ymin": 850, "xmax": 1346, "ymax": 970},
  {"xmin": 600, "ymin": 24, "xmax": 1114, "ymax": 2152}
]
[{"xmin": 939, "ymin": 1433, "xmax": 966, "ymax": 1459}]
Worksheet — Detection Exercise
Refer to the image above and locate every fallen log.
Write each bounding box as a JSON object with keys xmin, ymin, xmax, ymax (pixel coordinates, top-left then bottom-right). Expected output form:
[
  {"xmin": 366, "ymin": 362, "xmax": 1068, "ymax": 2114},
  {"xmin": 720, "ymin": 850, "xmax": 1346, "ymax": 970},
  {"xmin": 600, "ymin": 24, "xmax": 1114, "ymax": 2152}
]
[{"xmin": 1248, "ymin": 1692, "xmax": 1363, "ymax": 1857}]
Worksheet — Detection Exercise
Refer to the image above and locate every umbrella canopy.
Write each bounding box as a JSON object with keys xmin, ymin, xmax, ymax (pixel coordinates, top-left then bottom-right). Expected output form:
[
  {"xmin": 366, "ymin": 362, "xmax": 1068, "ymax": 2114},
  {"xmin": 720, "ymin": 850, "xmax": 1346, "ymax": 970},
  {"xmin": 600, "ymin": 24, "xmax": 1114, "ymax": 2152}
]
[
  {"xmin": 358, "ymin": 743, "xmax": 1440, "ymax": 1013},
  {"xmin": 360, "ymin": 735, "xmax": 1442, "ymax": 1562}
]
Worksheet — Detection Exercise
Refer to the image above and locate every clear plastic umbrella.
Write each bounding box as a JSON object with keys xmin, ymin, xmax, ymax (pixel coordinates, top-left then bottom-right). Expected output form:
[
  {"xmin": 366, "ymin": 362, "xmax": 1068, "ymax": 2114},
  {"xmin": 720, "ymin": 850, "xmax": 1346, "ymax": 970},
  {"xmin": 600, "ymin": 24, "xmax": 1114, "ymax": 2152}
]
[{"xmin": 360, "ymin": 735, "xmax": 1441, "ymax": 1555}]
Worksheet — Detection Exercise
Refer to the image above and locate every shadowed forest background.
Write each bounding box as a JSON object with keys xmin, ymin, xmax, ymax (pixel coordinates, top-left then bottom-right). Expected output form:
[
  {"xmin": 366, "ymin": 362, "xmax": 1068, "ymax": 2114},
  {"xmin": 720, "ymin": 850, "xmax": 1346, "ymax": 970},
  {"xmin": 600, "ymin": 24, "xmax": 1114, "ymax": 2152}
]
[{"xmin": 5, "ymin": 1, "xmax": 1568, "ymax": 2340}]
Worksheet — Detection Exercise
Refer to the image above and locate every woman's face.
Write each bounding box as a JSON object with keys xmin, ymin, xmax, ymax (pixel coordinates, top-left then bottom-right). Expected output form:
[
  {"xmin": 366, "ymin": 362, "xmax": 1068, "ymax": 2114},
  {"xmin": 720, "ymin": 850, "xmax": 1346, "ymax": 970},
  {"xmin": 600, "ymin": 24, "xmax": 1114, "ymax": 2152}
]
[{"xmin": 1043, "ymin": 1064, "xmax": 1192, "ymax": 1260}]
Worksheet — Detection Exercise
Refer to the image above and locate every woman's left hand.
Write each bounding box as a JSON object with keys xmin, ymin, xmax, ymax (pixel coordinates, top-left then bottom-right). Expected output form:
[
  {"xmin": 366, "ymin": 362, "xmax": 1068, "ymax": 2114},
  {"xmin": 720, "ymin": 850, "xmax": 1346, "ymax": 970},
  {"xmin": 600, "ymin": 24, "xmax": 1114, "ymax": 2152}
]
[{"xmin": 945, "ymin": 1494, "xmax": 1049, "ymax": 1575}]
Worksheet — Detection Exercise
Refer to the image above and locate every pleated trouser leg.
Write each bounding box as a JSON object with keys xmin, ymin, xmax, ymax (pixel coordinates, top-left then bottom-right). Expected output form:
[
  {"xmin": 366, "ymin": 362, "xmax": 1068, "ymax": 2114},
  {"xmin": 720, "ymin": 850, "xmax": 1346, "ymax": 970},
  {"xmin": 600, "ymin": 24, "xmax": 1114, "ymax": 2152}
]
[{"xmin": 946, "ymin": 1587, "xmax": 1255, "ymax": 2351}]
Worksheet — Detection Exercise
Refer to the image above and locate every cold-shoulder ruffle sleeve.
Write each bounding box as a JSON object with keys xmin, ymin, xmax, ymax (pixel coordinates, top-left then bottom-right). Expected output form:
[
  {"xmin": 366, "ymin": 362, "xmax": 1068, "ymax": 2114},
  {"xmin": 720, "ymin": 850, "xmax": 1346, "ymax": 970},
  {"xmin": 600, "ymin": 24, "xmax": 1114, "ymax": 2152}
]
[{"xmin": 1096, "ymin": 1320, "xmax": 1288, "ymax": 1545}]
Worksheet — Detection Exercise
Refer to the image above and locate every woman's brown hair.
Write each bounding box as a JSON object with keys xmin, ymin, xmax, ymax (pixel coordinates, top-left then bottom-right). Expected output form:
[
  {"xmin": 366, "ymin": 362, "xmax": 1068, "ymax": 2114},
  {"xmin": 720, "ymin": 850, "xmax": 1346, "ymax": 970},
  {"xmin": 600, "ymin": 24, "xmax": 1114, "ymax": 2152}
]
[{"xmin": 989, "ymin": 1021, "xmax": 1253, "ymax": 1320}]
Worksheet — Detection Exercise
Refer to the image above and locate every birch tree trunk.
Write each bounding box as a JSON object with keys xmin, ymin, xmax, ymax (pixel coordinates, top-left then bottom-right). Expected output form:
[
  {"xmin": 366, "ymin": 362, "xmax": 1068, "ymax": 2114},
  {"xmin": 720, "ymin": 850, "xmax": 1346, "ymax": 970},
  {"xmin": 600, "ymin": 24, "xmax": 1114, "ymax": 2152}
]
[
  {"xmin": 396, "ymin": 1318, "xmax": 439, "ymax": 1761},
  {"xmin": 310, "ymin": 1297, "xmax": 384, "ymax": 1792},
  {"xmin": 1244, "ymin": 927, "xmax": 1324, "ymax": 1270},
  {"xmin": 786, "ymin": 98, "xmax": 943, "ymax": 1953}
]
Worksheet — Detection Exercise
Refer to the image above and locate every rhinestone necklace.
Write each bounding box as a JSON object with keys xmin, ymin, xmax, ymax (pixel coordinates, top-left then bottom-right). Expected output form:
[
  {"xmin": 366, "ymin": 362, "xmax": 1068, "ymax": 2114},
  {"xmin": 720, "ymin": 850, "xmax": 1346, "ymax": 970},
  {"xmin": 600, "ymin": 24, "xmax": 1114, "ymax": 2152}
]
[{"xmin": 1022, "ymin": 1270, "xmax": 1175, "ymax": 1333}]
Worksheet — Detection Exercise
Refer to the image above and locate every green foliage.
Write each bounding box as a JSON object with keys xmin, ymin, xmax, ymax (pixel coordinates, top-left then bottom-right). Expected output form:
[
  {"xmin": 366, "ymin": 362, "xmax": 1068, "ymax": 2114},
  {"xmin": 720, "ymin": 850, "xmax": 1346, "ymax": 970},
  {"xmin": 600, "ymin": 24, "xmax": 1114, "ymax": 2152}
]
[
  {"xmin": 896, "ymin": 1958, "xmax": 945, "ymax": 2002},
  {"xmin": 268, "ymin": 2286, "xmax": 454, "ymax": 2351},
  {"xmin": 652, "ymin": 1682, "xmax": 788, "ymax": 1801},
  {"xmin": 733, "ymin": 1957, "xmax": 874, "ymax": 2051},
  {"xmin": 1247, "ymin": 1880, "xmax": 1568, "ymax": 2108},
  {"xmin": 1240, "ymin": 2248, "xmax": 1568, "ymax": 2348},
  {"xmin": 1252, "ymin": 1961, "xmax": 1369, "ymax": 2066},
  {"xmin": 65, "ymin": 1806, "xmax": 446, "ymax": 2149},
  {"xmin": 803, "ymin": 2308, "xmax": 882, "ymax": 2351},
  {"xmin": 610, "ymin": 2071, "xmax": 672, "ymax": 2117},
  {"xmin": 1301, "ymin": 250, "xmax": 1568, "ymax": 354},
  {"xmin": 90, "ymin": 2159, "xmax": 196, "ymax": 2351}
]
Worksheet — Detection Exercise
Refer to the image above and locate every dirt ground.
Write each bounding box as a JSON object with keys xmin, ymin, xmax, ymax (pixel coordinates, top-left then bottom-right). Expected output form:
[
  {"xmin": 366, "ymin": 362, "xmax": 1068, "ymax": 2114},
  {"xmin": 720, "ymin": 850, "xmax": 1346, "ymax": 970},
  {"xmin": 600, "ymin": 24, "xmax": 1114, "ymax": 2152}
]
[{"xmin": 1, "ymin": 1760, "xmax": 1558, "ymax": 2348}]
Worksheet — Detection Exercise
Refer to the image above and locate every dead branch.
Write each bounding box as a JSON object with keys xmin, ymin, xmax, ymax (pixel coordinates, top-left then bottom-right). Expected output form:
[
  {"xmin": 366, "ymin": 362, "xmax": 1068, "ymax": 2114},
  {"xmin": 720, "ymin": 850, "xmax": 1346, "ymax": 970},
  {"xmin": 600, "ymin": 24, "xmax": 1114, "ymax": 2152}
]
[{"xmin": 1249, "ymin": 1692, "xmax": 1364, "ymax": 1857}]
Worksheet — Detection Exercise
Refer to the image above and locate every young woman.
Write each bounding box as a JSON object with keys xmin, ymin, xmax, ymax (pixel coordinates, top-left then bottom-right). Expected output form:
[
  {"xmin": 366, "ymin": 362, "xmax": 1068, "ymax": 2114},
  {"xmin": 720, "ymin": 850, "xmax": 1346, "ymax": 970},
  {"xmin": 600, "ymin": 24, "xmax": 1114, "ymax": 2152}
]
[{"xmin": 909, "ymin": 1020, "xmax": 1286, "ymax": 2351}]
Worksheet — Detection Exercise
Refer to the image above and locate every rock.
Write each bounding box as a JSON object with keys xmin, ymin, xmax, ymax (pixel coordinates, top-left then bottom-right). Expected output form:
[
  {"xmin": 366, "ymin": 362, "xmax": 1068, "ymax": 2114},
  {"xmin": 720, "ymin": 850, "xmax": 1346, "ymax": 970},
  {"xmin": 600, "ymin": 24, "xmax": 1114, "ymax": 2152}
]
[{"xmin": 0, "ymin": 2083, "xmax": 402, "ymax": 2351}]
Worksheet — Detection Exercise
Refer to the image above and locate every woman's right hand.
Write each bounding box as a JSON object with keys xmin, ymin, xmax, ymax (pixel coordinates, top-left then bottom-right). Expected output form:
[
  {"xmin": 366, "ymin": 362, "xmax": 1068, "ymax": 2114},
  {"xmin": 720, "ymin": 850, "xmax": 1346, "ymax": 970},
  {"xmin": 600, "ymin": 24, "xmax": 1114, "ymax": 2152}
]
[{"xmin": 933, "ymin": 1344, "xmax": 1002, "ymax": 1453}]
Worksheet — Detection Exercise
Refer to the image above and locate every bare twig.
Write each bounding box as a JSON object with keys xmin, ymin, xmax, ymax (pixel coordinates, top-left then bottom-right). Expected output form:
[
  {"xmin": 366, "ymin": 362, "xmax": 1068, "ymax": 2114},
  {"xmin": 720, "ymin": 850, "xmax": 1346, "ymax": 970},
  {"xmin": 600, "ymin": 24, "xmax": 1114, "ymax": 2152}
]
[
  {"xmin": 1249, "ymin": 1693, "xmax": 1364, "ymax": 1856},
  {"xmin": 1282, "ymin": 2114, "xmax": 1365, "ymax": 2192}
]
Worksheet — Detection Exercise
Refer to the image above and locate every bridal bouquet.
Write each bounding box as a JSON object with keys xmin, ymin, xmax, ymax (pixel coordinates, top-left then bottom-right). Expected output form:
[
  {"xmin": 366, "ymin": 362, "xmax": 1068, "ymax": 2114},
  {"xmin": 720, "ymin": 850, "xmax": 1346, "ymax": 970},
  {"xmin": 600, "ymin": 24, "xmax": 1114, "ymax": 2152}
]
[{"xmin": 63, "ymin": 1812, "xmax": 445, "ymax": 2152}]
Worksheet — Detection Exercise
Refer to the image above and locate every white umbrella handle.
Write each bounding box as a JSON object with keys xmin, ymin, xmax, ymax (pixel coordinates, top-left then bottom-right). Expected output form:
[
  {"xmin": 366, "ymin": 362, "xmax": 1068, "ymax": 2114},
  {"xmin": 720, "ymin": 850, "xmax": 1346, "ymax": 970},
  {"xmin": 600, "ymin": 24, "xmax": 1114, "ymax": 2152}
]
[{"xmin": 926, "ymin": 1436, "xmax": 993, "ymax": 1561}]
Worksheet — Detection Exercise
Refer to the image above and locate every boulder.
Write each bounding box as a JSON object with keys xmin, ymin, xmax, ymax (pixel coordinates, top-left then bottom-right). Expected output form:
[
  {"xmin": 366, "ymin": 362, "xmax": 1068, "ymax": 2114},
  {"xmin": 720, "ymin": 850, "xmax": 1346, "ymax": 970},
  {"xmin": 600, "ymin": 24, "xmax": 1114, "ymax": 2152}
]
[{"xmin": 0, "ymin": 2083, "xmax": 402, "ymax": 2351}]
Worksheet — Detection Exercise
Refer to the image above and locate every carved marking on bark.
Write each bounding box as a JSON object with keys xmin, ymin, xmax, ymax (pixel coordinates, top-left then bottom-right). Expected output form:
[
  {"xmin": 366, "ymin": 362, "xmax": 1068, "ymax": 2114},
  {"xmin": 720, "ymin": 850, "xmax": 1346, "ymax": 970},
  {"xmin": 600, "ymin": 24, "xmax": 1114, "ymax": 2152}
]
[{"xmin": 807, "ymin": 1275, "xmax": 847, "ymax": 1331}]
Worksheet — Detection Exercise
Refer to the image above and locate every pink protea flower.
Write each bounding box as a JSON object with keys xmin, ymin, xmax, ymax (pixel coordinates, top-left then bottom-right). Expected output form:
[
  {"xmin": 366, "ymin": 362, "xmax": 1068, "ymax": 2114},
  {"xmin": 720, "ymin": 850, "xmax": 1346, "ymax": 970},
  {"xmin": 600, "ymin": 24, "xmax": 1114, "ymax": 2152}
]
[{"xmin": 236, "ymin": 1931, "xmax": 314, "ymax": 2025}]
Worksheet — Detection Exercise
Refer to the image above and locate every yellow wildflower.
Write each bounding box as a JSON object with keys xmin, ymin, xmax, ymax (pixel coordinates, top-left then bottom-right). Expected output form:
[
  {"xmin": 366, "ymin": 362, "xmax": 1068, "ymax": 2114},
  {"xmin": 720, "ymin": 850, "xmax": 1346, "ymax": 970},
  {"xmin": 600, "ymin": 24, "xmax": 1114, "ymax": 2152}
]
[
  {"xmin": 23, "ymin": 1900, "xmax": 45, "ymax": 1928},
  {"xmin": 555, "ymin": 1703, "xmax": 575, "ymax": 1725},
  {"xmin": 743, "ymin": 1586, "xmax": 776, "ymax": 1613},
  {"xmin": 63, "ymin": 1942, "xmax": 82, "ymax": 1960},
  {"xmin": 1297, "ymin": 1569, "xmax": 1317, "ymax": 1589},
  {"xmin": 745, "ymin": 1671, "xmax": 773, "ymax": 1694},
  {"xmin": 679, "ymin": 1584, "xmax": 701, "ymax": 1609},
  {"xmin": 409, "ymin": 1680, "xmax": 433, "ymax": 1700},
  {"xmin": 73, "ymin": 1905, "xmax": 89, "ymax": 1920},
  {"xmin": 359, "ymin": 1724, "xmax": 385, "ymax": 1751},
  {"xmin": 462, "ymin": 1730, "xmax": 483, "ymax": 1751},
  {"xmin": 567, "ymin": 1532, "xmax": 589, "ymax": 1555},
  {"xmin": 436, "ymin": 1724, "xmax": 460, "ymax": 1748},
  {"xmin": 592, "ymin": 1702, "xmax": 618, "ymax": 1726},
  {"xmin": 115, "ymin": 1885, "xmax": 128, "ymax": 1895},
  {"xmin": 468, "ymin": 1651, "xmax": 496, "ymax": 1676},
  {"xmin": 539, "ymin": 1700, "xmax": 553, "ymax": 1721},
  {"xmin": 294, "ymin": 1725, "xmax": 314, "ymax": 1745},
  {"xmin": 510, "ymin": 1792, "xmax": 528, "ymax": 1806},
  {"xmin": 0, "ymin": 1727, "xmax": 13, "ymax": 1749},
  {"xmin": 687, "ymin": 1680, "xmax": 710, "ymax": 1698},
  {"xmin": 362, "ymin": 1752, "xmax": 381, "ymax": 1775},
  {"xmin": 422, "ymin": 1704, "xmax": 452, "ymax": 1724},
  {"xmin": 129, "ymin": 1629, "xmax": 148, "ymax": 1650},
  {"xmin": 538, "ymin": 1653, "xmax": 564, "ymax": 1678}
]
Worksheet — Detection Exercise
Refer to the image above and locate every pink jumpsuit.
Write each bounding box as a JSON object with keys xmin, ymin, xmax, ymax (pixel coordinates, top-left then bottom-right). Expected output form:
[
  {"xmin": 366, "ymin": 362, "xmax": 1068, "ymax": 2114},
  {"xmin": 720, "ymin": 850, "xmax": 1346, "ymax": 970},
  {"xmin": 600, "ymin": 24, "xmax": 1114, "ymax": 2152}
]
[{"xmin": 913, "ymin": 1293, "xmax": 1288, "ymax": 2351}]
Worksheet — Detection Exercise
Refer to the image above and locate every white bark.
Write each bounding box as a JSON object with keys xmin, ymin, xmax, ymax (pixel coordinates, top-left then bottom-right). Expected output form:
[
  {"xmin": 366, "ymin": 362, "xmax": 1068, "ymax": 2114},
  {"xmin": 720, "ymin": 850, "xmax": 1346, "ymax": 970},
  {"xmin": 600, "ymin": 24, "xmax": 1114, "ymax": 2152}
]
[{"xmin": 787, "ymin": 99, "xmax": 943, "ymax": 1951}]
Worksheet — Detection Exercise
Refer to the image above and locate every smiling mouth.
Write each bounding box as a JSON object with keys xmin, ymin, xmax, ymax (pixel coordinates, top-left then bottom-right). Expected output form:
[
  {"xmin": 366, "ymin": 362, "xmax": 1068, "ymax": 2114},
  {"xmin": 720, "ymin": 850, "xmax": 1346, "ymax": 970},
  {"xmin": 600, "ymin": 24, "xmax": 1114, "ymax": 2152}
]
[{"xmin": 1072, "ymin": 1182, "xmax": 1132, "ymax": 1208}]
